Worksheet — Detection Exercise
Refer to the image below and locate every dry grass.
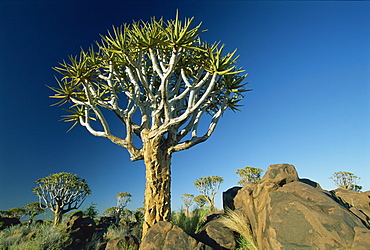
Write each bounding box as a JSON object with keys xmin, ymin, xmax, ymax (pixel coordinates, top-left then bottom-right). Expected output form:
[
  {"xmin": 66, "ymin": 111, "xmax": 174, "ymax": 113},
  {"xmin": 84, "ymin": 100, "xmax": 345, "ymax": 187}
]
[{"xmin": 218, "ymin": 209, "xmax": 258, "ymax": 250}]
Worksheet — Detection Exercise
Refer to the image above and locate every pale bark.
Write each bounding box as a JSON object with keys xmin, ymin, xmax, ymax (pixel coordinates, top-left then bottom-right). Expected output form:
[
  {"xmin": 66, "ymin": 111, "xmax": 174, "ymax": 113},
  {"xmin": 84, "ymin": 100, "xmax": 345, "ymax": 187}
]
[{"xmin": 141, "ymin": 130, "xmax": 172, "ymax": 236}]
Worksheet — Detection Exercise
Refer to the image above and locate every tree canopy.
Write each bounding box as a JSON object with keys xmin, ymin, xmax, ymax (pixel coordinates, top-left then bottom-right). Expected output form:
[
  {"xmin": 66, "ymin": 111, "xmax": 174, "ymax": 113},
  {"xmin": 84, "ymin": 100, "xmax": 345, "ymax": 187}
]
[
  {"xmin": 49, "ymin": 13, "xmax": 249, "ymax": 161},
  {"xmin": 194, "ymin": 175, "xmax": 223, "ymax": 209},
  {"xmin": 236, "ymin": 166, "xmax": 264, "ymax": 186},
  {"xmin": 330, "ymin": 171, "xmax": 362, "ymax": 192},
  {"xmin": 33, "ymin": 172, "xmax": 91, "ymax": 225}
]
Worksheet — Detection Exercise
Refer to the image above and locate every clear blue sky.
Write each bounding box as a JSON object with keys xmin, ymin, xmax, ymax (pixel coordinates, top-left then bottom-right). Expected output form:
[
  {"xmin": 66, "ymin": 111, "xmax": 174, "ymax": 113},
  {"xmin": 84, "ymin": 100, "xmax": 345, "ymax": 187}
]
[{"xmin": 1, "ymin": 1, "xmax": 369, "ymax": 216}]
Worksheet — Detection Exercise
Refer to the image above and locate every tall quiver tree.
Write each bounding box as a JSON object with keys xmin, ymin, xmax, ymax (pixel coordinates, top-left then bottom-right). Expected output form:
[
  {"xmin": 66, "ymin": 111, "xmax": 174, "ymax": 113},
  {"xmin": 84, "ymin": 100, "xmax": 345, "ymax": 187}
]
[
  {"xmin": 33, "ymin": 172, "xmax": 91, "ymax": 226},
  {"xmin": 181, "ymin": 193, "xmax": 194, "ymax": 217},
  {"xmin": 49, "ymin": 13, "xmax": 249, "ymax": 235}
]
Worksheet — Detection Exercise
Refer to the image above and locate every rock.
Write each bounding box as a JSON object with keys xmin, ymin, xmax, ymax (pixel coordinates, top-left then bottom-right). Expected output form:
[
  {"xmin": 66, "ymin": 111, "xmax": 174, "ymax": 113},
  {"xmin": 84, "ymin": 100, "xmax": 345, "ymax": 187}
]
[
  {"xmin": 106, "ymin": 235, "xmax": 140, "ymax": 250},
  {"xmin": 332, "ymin": 188, "xmax": 370, "ymax": 227},
  {"xmin": 223, "ymin": 186, "xmax": 242, "ymax": 211},
  {"xmin": 196, "ymin": 216, "xmax": 236, "ymax": 250},
  {"xmin": 233, "ymin": 163, "xmax": 370, "ymax": 249},
  {"xmin": 0, "ymin": 217, "xmax": 21, "ymax": 230},
  {"xmin": 140, "ymin": 221, "xmax": 207, "ymax": 250},
  {"xmin": 66, "ymin": 212, "xmax": 96, "ymax": 249}
]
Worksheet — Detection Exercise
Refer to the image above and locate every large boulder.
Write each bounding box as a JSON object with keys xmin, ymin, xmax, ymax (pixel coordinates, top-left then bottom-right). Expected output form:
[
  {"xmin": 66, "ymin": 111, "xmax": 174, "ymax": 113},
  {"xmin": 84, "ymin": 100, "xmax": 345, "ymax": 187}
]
[
  {"xmin": 233, "ymin": 163, "xmax": 370, "ymax": 249},
  {"xmin": 223, "ymin": 186, "xmax": 242, "ymax": 211},
  {"xmin": 0, "ymin": 217, "xmax": 21, "ymax": 230},
  {"xmin": 66, "ymin": 211, "xmax": 96, "ymax": 248},
  {"xmin": 140, "ymin": 221, "xmax": 208, "ymax": 250},
  {"xmin": 332, "ymin": 188, "xmax": 370, "ymax": 228},
  {"xmin": 196, "ymin": 215, "xmax": 236, "ymax": 250}
]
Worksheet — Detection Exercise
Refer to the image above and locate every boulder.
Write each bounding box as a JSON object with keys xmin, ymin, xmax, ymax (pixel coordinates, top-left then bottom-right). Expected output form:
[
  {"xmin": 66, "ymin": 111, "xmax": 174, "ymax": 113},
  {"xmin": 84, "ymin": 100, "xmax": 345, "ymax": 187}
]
[
  {"xmin": 0, "ymin": 217, "xmax": 21, "ymax": 229},
  {"xmin": 140, "ymin": 221, "xmax": 207, "ymax": 250},
  {"xmin": 196, "ymin": 217, "xmax": 236, "ymax": 250},
  {"xmin": 233, "ymin": 163, "xmax": 370, "ymax": 249},
  {"xmin": 106, "ymin": 235, "xmax": 140, "ymax": 250},
  {"xmin": 66, "ymin": 211, "xmax": 96, "ymax": 248},
  {"xmin": 223, "ymin": 186, "xmax": 242, "ymax": 211},
  {"xmin": 332, "ymin": 188, "xmax": 370, "ymax": 228}
]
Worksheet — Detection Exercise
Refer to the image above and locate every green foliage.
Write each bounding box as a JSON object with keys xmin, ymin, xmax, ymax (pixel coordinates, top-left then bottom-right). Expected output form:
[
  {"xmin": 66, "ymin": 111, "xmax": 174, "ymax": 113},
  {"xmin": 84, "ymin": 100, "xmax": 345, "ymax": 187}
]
[
  {"xmin": 0, "ymin": 223, "xmax": 72, "ymax": 250},
  {"xmin": 171, "ymin": 208, "xmax": 211, "ymax": 236},
  {"xmin": 103, "ymin": 207, "xmax": 117, "ymax": 217},
  {"xmin": 218, "ymin": 209, "xmax": 257, "ymax": 250},
  {"xmin": 330, "ymin": 171, "xmax": 362, "ymax": 192},
  {"xmin": 193, "ymin": 195, "xmax": 207, "ymax": 208},
  {"xmin": 5, "ymin": 207, "xmax": 27, "ymax": 220},
  {"xmin": 24, "ymin": 202, "xmax": 45, "ymax": 222},
  {"xmin": 104, "ymin": 225, "xmax": 129, "ymax": 241},
  {"xmin": 236, "ymin": 166, "xmax": 264, "ymax": 186},
  {"xmin": 194, "ymin": 175, "xmax": 223, "ymax": 209},
  {"xmin": 83, "ymin": 203, "xmax": 99, "ymax": 219}
]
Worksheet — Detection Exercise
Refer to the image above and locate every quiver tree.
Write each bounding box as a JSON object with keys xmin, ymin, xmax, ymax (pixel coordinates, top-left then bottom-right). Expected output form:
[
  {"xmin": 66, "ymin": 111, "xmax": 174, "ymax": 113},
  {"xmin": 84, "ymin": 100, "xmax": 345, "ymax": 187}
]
[
  {"xmin": 181, "ymin": 193, "xmax": 194, "ymax": 216},
  {"xmin": 330, "ymin": 171, "xmax": 362, "ymax": 192},
  {"xmin": 236, "ymin": 166, "xmax": 264, "ymax": 186},
  {"xmin": 49, "ymin": 13, "xmax": 249, "ymax": 235},
  {"xmin": 193, "ymin": 195, "xmax": 207, "ymax": 209},
  {"xmin": 194, "ymin": 175, "xmax": 223, "ymax": 210},
  {"xmin": 24, "ymin": 202, "xmax": 45, "ymax": 223},
  {"xmin": 33, "ymin": 172, "xmax": 91, "ymax": 226},
  {"xmin": 115, "ymin": 192, "xmax": 132, "ymax": 223}
]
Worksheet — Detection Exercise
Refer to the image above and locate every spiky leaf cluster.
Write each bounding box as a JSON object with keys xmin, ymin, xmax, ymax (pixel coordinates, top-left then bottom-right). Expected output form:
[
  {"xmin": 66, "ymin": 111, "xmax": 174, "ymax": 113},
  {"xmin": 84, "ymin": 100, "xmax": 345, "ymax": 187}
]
[{"xmin": 49, "ymin": 13, "xmax": 250, "ymax": 161}]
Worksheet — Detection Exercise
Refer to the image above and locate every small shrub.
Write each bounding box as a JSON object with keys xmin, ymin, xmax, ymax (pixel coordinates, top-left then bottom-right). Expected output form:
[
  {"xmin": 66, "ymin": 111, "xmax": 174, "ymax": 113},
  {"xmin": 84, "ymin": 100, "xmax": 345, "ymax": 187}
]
[
  {"xmin": 104, "ymin": 225, "xmax": 129, "ymax": 241},
  {"xmin": 0, "ymin": 222, "xmax": 71, "ymax": 250},
  {"xmin": 171, "ymin": 207, "xmax": 212, "ymax": 236},
  {"xmin": 218, "ymin": 209, "xmax": 258, "ymax": 250}
]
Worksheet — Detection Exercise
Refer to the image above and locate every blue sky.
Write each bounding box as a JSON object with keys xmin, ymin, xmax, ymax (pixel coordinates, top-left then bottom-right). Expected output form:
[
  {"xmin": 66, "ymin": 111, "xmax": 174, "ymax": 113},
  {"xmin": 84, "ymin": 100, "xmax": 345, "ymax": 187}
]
[{"xmin": 1, "ymin": 1, "xmax": 369, "ymax": 217}]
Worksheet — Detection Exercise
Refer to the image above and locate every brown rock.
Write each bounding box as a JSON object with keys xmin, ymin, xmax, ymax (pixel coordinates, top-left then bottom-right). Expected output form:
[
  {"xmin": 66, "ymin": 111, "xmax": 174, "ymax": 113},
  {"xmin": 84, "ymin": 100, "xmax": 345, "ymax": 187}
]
[
  {"xmin": 332, "ymin": 188, "xmax": 370, "ymax": 227},
  {"xmin": 223, "ymin": 186, "xmax": 242, "ymax": 211},
  {"xmin": 196, "ymin": 218, "xmax": 236, "ymax": 250},
  {"xmin": 140, "ymin": 221, "xmax": 207, "ymax": 250},
  {"xmin": 233, "ymin": 163, "xmax": 370, "ymax": 249},
  {"xmin": 0, "ymin": 217, "xmax": 21, "ymax": 229},
  {"xmin": 66, "ymin": 212, "xmax": 96, "ymax": 249},
  {"xmin": 106, "ymin": 235, "xmax": 139, "ymax": 250}
]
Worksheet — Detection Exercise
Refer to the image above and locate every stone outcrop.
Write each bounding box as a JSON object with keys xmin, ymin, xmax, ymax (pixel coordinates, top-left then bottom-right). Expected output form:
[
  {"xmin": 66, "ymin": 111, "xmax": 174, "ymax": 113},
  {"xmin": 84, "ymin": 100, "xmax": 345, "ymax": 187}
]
[
  {"xmin": 232, "ymin": 163, "xmax": 370, "ymax": 249},
  {"xmin": 332, "ymin": 188, "xmax": 370, "ymax": 228},
  {"xmin": 140, "ymin": 221, "xmax": 208, "ymax": 250},
  {"xmin": 196, "ymin": 216, "xmax": 236, "ymax": 249}
]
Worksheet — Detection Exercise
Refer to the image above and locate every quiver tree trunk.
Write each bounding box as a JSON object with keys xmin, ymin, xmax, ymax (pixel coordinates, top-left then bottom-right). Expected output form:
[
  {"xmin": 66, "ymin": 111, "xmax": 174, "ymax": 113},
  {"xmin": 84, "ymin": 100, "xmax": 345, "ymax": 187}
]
[
  {"xmin": 142, "ymin": 132, "xmax": 172, "ymax": 236},
  {"xmin": 53, "ymin": 207, "xmax": 63, "ymax": 227}
]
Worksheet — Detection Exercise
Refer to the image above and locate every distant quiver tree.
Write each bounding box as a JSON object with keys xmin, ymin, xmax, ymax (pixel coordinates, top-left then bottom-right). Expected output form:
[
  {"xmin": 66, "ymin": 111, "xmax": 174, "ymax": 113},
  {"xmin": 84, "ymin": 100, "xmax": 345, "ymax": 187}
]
[
  {"xmin": 193, "ymin": 195, "xmax": 207, "ymax": 209},
  {"xmin": 33, "ymin": 172, "xmax": 91, "ymax": 226},
  {"xmin": 49, "ymin": 13, "xmax": 249, "ymax": 235},
  {"xmin": 181, "ymin": 193, "xmax": 194, "ymax": 216},
  {"xmin": 236, "ymin": 166, "xmax": 264, "ymax": 186},
  {"xmin": 330, "ymin": 171, "xmax": 362, "ymax": 192},
  {"xmin": 194, "ymin": 175, "xmax": 223, "ymax": 210}
]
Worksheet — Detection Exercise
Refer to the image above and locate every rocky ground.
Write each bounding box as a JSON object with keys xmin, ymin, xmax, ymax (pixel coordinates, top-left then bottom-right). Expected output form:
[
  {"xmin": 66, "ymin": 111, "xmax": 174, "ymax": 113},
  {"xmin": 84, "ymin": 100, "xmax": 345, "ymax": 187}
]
[{"xmin": 1, "ymin": 164, "xmax": 369, "ymax": 249}]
